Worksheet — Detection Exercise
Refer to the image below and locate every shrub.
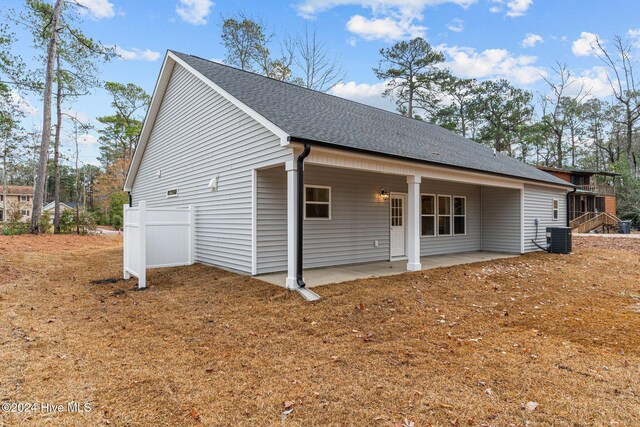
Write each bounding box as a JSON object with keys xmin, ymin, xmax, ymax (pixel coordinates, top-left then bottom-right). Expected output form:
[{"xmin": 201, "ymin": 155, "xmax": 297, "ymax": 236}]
[
  {"xmin": 39, "ymin": 211, "xmax": 52, "ymax": 233},
  {"xmin": 109, "ymin": 192, "xmax": 128, "ymax": 230},
  {"xmin": 2, "ymin": 210, "xmax": 28, "ymax": 235}
]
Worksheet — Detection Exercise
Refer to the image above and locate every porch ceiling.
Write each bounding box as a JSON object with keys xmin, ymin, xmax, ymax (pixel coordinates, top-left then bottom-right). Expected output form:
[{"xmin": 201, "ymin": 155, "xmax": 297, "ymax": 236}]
[{"xmin": 256, "ymin": 251, "xmax": 517, "ymax": 288}]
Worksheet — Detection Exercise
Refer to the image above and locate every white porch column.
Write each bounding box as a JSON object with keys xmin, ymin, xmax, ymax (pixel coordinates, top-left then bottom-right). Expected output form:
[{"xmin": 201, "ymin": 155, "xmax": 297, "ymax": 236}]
[
  {"xmin": 407, "ymin": 175, "xmax": 422, "ymax": 271},
  {"xmin": 285, "ymin": 160, "xmax": 298, "ymax": 289}
]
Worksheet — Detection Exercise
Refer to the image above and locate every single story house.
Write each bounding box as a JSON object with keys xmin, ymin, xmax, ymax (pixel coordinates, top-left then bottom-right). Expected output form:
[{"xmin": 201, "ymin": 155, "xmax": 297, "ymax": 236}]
[
  {"xmin": 124, "ymin": 51, "xmax": 573, "ymax": 289},
  {"xmin": 43, "ymin": 201, "xmax": 81, "ymax": 214}
]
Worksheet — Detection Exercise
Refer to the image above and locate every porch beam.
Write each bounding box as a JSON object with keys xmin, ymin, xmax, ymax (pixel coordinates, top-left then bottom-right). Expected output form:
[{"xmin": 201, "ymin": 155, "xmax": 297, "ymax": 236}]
[
  {"xmin": 285, "ymin": 160, "xmax": 298, "ymax": 289},
  {"xmin": 407, "ymin": 175, "xmax": 422, "ymax": 271}
]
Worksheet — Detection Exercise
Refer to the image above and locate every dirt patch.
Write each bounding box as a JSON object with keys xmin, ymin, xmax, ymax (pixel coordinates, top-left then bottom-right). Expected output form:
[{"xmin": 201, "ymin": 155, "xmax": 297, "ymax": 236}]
[{"xmin": 1, "ymin": 234, "xmax": 639, "ymax": 426}]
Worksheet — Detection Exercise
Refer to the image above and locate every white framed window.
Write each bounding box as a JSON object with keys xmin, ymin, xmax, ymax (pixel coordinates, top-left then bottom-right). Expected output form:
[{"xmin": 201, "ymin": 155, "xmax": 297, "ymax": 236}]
[
  {"xmin": 552, "ymin": 199, "xmax": 559, "ymax": 221},
  {"xmin": 420, "ymin": 194, "xmax": 435, "ymax": 236},
  {"xmin": 453, "ymin": 196, "xmax": 466, "ymax": 235},
  {"xmin": 438, "ymin": 195, "xmax": 452, "ymax": 236},
  {"xmin": 304, "ymin": 185, "xmax": 331, "ymax": 220},
  {"xmin": 20, "ymin": 196, "xmax": 29, "ymax": 202},
  {"xmin": 21, "ymin": 209, "xmax": 30, "ymax": 217},
  {"xmin": 166, "ymin": 188, "xmax": 178, "ymax": 198}
]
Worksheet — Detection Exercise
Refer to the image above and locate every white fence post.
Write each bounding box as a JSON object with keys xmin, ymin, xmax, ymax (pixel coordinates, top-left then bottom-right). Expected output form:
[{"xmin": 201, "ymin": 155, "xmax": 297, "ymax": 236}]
[
  {"xmin": 138, "ymin": 201, "xmax": 147, "ymax": 289},
  {"xmin": 123, "ymin": 204, "xmax": 130, "ymax": 279},
  {"xmin": 189, "ymin": 204, "xmax": 195, "ymax": 265}
]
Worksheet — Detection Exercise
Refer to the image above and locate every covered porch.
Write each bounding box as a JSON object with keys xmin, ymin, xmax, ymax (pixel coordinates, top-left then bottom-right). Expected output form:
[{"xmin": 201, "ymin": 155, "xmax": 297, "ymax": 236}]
[
  {"xmin": 257, "ymin": 251, "xmax": 517, "ymax": 288},
  {"xmin": 254, "ymin": 146, "xmax": 527, "ymax": 289}
]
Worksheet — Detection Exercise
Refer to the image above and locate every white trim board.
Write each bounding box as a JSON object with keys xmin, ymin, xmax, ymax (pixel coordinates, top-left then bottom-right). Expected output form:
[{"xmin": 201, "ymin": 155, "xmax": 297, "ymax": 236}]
[
  {"xmin": 292, "ymin": 144, "xmax": 571, "ymax": 192},
  {"xmin": 251, "ymin": 169, "xmax": 257, "ymax": 275}
]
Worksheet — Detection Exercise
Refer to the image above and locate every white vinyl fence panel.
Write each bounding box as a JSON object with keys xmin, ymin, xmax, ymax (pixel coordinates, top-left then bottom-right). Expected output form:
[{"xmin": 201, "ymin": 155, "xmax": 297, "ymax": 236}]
[{"xmin": 123, "ymin": 201, "xmax": 195, "ymax": 288}]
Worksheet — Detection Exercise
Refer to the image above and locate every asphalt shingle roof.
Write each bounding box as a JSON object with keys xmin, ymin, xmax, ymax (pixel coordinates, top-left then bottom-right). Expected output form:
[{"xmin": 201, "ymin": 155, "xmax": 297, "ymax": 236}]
[{"xmin": 173, "ymin": 51, "xmax": 571, "ymax": 187}]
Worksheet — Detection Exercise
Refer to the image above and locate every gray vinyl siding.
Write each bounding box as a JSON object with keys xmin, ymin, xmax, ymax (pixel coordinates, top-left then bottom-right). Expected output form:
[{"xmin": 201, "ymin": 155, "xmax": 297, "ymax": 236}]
[
  {"xmin": 256, "ymin": 165, "xmax": 483, "ymax": 273},
  {"xmin": 420, "ymin": 180, "xmax": 481, "ymax": 256},
  {"xmin": 523, "ymin": 184, "xmax": 568, "ymax": 252},
  {"xmin": 130, "ymin": 63, "xmax": 290, "ymax": 273},
  {"xmin": 303, "ymin": 166, "xmax": 406, "ymax": 269},
  {"xmin": 256, "ymin": 166, "xmax": 288, "ymax": 274},
  {"xmin": 481, "ymin": 187, "xmax": 522, "ymax": 253}
]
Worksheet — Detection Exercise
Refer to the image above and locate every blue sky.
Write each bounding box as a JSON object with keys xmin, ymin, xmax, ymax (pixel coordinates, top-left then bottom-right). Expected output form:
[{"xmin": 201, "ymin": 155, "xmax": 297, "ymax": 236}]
[{"xmin": 5, "ymin": 0, "xmax": 640, "ymax": 167}]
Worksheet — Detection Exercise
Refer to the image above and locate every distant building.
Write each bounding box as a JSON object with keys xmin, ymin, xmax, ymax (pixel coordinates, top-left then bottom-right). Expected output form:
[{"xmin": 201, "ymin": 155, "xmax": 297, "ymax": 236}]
[
  {"xmin": 1, "ymin": 186, "xmax": 33, "ymax": 222},
  {"xmin": 536, "ymin": 166, "xmax": 618, "ymax": 220},
  {"xmin": 43, "ymin": 201, "xmax": 81, "ymax": 215}
]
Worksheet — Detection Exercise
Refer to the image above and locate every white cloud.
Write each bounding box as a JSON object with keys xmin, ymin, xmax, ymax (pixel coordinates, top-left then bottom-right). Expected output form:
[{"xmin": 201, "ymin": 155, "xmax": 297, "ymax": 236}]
[
  {"xmin": 572, "ymin": 32, "xmax": 599, "ymax": 57},
  {"xmin": 346, "ymin": 14, "xmax": 427, "ymax": 41},
  {"xmin": 489, "ymin": 0, "xmax": 532, "ymax": 17},
  {"xmin": 569, "ymin": 66, "xmax": 613, "ymax": 98},
  {"xmin": 176, "ymin": 0, "xmax": 214, "ymax": 25},
  {"xmin": 521, "ymin": 33, "xmax": 543, "ymax": 48},
  {"xmin": 76, "ymin": 0, "xmax": 115, "ymax": 20},
  {"xmin": 295, "ymin": 0, "xmax": 476, "ymax": 42},
  {"xmin": 447, "ymin": 18, "xmax": 464, "ymax": 32},
  {"xmin": 329, "ymin": 80, "xmax": 395, "ymax": 111},
  {"xmin": 439, "ymin": 44, "xmax": 546, "ymax": 85},
  {"xmin": 628, "ymin": 28, "xmax": 640, "ymax": 48},
  {"xmin": 114, "ymin": 46, "xmax": 161, "ymax": 62},
  {"xmin": 10, "ymin": 91, "xmax": 38, "ymax": 116},
  {"xmin": 295, "ymin": 0, "xmax": 477, "ymax": 19},
  {"xmin": 505, "ymin": 0, "xmax": 532, "ymax": 17}
]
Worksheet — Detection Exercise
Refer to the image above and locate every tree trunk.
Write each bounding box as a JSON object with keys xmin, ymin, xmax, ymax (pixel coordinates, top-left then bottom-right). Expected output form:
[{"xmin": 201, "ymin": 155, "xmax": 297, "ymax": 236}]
[
  {"xmin": 407, "ymin": 80, "xmax": 413, "ymax": 118},
  {"xmin": 556, "ymin": 132, "xmax": 563, "ymax": 168},
  {"xmin": 626, "ymin": 109, "xmax": 636, "ymax": 174},
  {"xmin": 74, "ymin": 120, "xmax": 80, "ymax": 234},
  {"xmin": 2, "ymin": 137, "xmax": 7, "ymax": 228},
  {"xmin": 570, "ymin": 127, "xmax": 576, "ymax": 167},
  {"xmin": 53, "ymin": 54, "xmax": 62, "ymax": 234},
  {"xmin": 30, "ymin": 0, "xmax": 64, "ymax": 234}
]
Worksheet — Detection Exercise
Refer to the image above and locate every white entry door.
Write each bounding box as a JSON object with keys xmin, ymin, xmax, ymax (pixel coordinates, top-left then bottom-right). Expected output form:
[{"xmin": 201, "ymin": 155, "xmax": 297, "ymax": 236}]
[{"xmin": 390, "ymin": 193, "xmax": 406, "ymax": 258}]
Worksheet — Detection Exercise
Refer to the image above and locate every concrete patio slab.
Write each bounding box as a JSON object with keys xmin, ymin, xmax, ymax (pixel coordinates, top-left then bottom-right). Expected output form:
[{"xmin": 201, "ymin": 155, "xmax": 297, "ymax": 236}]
[{"xmin": 256, "ymin": 251, "xmax": 518, "ymax": 288}]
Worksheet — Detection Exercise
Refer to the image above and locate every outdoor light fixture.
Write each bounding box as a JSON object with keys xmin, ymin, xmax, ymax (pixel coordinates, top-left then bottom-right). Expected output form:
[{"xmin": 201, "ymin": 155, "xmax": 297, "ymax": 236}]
[
  {"xmin": 208, "ymin": 176, "xmax": 218, "ymax": 191},
  {"xmin": 380, "ymin": 188, "xmax": 389, "ymax": 200}
]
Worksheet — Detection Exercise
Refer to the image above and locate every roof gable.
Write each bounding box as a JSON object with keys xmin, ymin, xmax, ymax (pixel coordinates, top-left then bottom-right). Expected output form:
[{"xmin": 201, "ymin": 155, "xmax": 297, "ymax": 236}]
[{"xmin": 123, "ymin": 51, "xmax": 289, "ymax": 191}]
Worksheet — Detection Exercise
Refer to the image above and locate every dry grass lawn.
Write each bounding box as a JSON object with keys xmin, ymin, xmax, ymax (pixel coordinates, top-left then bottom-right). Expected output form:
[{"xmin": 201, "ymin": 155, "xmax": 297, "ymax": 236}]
[{"xmin": 1, "ymin": 234, "xmax": 640, "ymax": 426}]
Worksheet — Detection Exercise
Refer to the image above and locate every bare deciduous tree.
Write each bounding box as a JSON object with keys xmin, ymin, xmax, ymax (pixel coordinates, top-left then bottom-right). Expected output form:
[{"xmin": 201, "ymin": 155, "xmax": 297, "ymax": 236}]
[
  {"xmin": 294, "ymin": 26, "xmax": 343, "ymax": 92},
  {"xmin": 594, "ymin": 35, "xmax": 640, "ymax": 174},
  {"xmin": 540, "ymin": 63, "xmax": 587, "ymax": 168}
]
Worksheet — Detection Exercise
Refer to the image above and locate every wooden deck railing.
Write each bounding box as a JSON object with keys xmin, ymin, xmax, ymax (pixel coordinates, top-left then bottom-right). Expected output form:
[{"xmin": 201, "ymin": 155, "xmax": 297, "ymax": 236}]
[
  {"xmin": 569, "ymin": 212, "xmax": 596, "ymax": 229},
  {"xmin": 572, "ymin": 211, "xmax": 622, "ymax": 233},
  {"xmin": 575, "ymin": 184, "xmax": 616, "ymax": 196}
]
